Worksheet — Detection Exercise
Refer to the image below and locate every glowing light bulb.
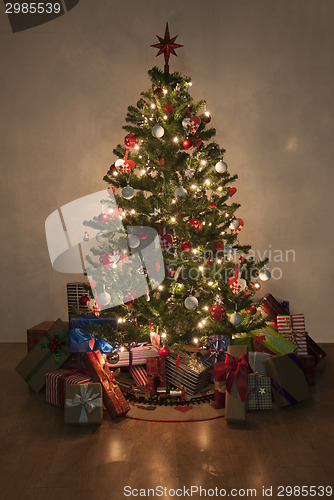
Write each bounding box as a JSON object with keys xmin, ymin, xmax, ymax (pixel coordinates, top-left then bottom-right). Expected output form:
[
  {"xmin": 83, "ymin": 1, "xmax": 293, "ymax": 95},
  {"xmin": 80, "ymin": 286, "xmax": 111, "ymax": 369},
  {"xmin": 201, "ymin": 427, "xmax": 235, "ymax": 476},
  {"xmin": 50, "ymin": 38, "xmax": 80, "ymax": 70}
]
[
  {"xmin": 188, "ymin": 82, "xmax": 193, "ymax": 86},
  {"xmin": 205, "ymin": 111, "xmax": 210, "ymax": 117},
  {"xmin": 163, "ymin": 89, "xmax": 168, "ymax": 94},
  {"xmin": 221, "ymin": 231, "xmax": 225, "ymax": 235},
  {"xmin": 208, "ymin": 281, "xmax": 213, "ymax": 286},
  {"xmin": 205, "ymin": 179, "xmax": 211, "ymax": 185},
  {"xmin": 217, "ymin": 259, "xmax": 222, "ymax": 264},
  {"xmin": 218, "ymin": 186, "xmax": 222, "ymax": 191},
  {"xmin": 171, "ymin": 217, "xmax": 176, "ymax": 223},
  {"xmin": 191, "ymin": 184, "xmax": 197, "ymax": 190},
  {"xmin": 163, "ymin": 115, "xmax": 168, "ymax": 120},
  {"xmin": 192, "ymin": 249, "xmax": 198, "ymax": 254},
  {"xmin": 173, "ymin": 137, "xmax": 178, "ymax": 143},
  {"xmin": 141, "ymin": 169, "xmax": 146, "ymax": 174},
  {"xmin": 134, "ymin": 145, "xmax": 139, "ymax": 150},
  {"xmin": 193, "ymin": 337, "xmax": 198, "ymax": 343},
  {"xmin": 202, "ymin": 319, "xmax": 206, "ymax": 325},
  {"xmin": 201, "ymin": 160, "xmax": 207, "ymax": 166},
  {"xmin": 199, "ymin": 266, "xmax": 204, "ymax": 271},
  {"xmin": 202, "ymin": 221, "xmax": 206, "ymax": 225},
  {"xmin": 198, "ymin": 322, "xmax": 203, "ymax": 328},
  {"xmin": 120, "ymin": 345, "xmax": 125, "ymax": 351},
  {"xmin": 161, "ymin": 332, "xmax": 167, "ymax": 338},
  {"xmin": 209, "ymin": 222, "xmax": 212, "ymax": 226},
  {"xmin": 172, "ymin": 199, "xmax": 176, "ymax": 204},
  {"xmin": 151, "ymin": 103, "xmax": 156, "ymax": 109},
  {"xmin": 131, "ymin": 209, "xmax": 136, "ymax": 214},
  {"xmin": 158, "ymin": 285, "xmax": 163, "ymax": 291},
  {"xmin": 113, "ymin": 171, "xmax": 118, "ymax": 176},
  {"xmin": 204, "ymin": 306, "xmax": 209, "ymax": 311}
]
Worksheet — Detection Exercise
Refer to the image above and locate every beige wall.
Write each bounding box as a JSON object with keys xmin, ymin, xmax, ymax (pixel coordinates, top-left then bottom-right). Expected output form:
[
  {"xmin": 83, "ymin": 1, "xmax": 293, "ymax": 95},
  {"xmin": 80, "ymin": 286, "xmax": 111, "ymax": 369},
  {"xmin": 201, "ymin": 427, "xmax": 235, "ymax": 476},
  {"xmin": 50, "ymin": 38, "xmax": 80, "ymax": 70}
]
[{"xmin": 1, "ymin": 0, "xmax": 333, "ymax": 342}]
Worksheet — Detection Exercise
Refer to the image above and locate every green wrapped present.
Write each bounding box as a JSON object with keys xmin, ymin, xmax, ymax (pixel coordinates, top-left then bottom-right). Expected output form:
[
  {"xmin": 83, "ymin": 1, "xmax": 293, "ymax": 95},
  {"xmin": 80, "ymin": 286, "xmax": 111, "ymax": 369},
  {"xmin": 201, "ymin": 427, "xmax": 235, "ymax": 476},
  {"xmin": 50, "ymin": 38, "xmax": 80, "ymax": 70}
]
[
  {"xmin": 250, "ymin": 326, "xmax": 297, "ymax": 356},
  {"xmin": 232, "ymin": 333, "xmax": 253, "ymax": 351}
]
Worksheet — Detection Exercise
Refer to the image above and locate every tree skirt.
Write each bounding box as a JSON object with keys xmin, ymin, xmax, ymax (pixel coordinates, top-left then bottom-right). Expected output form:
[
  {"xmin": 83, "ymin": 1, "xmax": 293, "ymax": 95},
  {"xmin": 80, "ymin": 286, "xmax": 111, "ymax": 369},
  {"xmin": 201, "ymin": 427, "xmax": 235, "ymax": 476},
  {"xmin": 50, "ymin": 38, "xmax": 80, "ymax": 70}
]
[{"xmin": 126, "ymin": 400, "xmax": 225, "ymax": 422}]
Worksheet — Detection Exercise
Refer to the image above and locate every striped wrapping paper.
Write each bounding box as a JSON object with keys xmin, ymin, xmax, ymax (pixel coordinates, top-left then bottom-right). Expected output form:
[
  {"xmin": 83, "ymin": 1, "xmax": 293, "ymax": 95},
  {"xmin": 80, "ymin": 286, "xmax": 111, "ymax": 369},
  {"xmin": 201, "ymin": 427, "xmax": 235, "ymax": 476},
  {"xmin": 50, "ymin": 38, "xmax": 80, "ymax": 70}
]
[
  {"xmin": 129, "ymin": 365, "xmax": 148, "ymax": 386},
  {"xmin": 46, "ymin": 368, "xmax": 91, "ymax": 407},
  {"xmin": 107, "ymin": 344, "xmax": 159, "ymax": 368},
  {"xmin": 277, "ymin": 314, "xmax": 308, "ymax": 357}
]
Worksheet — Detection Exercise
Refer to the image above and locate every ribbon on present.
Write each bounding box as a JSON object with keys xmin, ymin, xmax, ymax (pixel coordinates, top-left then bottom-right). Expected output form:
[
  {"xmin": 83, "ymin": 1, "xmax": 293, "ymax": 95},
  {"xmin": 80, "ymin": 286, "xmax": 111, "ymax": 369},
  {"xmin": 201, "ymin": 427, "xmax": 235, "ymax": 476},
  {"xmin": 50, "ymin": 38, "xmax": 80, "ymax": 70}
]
[
  {"xmin": 224, "ymin": 353, "xmax": 253, "ymax": 402},
  {"xmin": 65, "ymin": 384, "xmax": 102, "ymax": 424},
  {"xmin": 277, "ymin": 315, "xmax": 307, "ymax": 355},
  {"xmin": 69, "ymin": 327, "xmax": 116, "ymax": 354}
]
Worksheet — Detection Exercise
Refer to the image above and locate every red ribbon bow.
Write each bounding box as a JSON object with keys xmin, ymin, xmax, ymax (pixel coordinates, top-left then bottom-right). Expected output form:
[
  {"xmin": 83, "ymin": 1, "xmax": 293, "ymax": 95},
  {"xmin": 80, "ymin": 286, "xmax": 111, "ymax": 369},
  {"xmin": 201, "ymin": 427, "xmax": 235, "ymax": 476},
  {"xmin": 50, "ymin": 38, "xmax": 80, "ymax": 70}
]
[{"xmin": 224, "ymin": 353, "xmax": 253, "ymax": 402}]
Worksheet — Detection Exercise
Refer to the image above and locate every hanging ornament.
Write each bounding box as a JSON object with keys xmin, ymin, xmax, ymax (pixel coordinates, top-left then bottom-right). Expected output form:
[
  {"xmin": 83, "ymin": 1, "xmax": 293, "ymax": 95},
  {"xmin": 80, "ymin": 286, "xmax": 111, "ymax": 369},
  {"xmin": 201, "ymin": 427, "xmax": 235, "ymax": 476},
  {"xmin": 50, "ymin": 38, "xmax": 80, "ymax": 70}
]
[
  {"xmin": 201, "ymin": 112, "xmax": 211, "ymax": 124},
  {"xmin": 195, "ymin": 138, "xmax": 203, "ymax": 149},
  {"xmin": 184, "ymin": 295, "xmax": 198, "ymax": 310},
  {"xmin": 98, "ymin": 213, "xmax": 109, "ymax": 224},
  {"xmin": 158, "ymin": 187, "xmax": 164, "ymax": 197},
  {"xmin": 118, "ymin": 159, "xmax": 135, "ymax": 173},
  {"xmin": 230, "ymin": 312, "xmax": 243, "ymax": 326},
  {"xmin": 108, "ymin": 164, "xmax": 118, "ymax": 175},
  {"xmin": 124, "ymin": 133, "xmax": 139, "ymax": 148},
  {"xmin": 122, "ymin": 185, "xmax": 135, "ymax": 200},
  {"xmin": 149, "ymin": 207, "xmax": 161, "ymax": 218},
  {"xmin": 174, "ymin": 186, "xmax": 187, "ymax": 198},
  {"xmin": 246, "ymin": 305, "xmax": 257, "ymax": 315},
  {"xmin": 107, "ymin": 351, "xmax": 120, "ymax": 364},
  {"xmin": 239, "ymin": 255, "xmax": 247, "ymax": 265},
  {"xmin": 181, "ymin": 241, "xmax": 191, "ymax": 252},
  {"xmin": 83, "ymin": 232, "xmax": 90, "ymax": 242},
  {"xmin": 228, "ymin": 267, "xmax": 247, "ymax": 296},
  {"xmin": 189, "ymin": 115, "xmax": 201, "ymax": 135},
  {"xmin": 175, "ymin": 82, "xmax": 181, "ymax": 92},
  {"xmin": 98, "ymin": 288, "xmax": 111, "ymax": 307},
  {"xmin": 229, "ymin": 218, "xmax": 241, "ymax": 230},
  {"xmin": 107, "ymin": 186, "xmax": 116, "ymax": 196},
  {"xmin": 251, "ymin": 281, "xmax": 261, "ymax": 291},
  {"xmin": 159, "ymin": 234, "xmax": 174, "ymax": 254},
  {"xmin": 182, "ymin": 117, "xmax": 191, "ymax": 129},
  {"xmin": 123, "ymin": 293, "xmax": 135, "ymax": 306},
  {"xmin": 159, "ymin": 346, "xmax": 170, "ymax": 358},
  {"xmin": 128, "ymin": 234, "xmax": 140, "ymax": 248},
  {"xmin": 184, "ymin": 167, "xmax": 195, "ymax": 179},
  {"xmin": 259, "ymin": 268, "xmax": 271, "ymax": 281},
  {"xmin": 210, "ymin": 304, "xmax": 226, "ymax": 321},
  {"xmin": 188, "ymin": 219, "xmax": 202, "ymax": 231},
  {"xmin": 215, "ymin": 160, "xmax": 228, "ymax": 173},
  {"xmin": 79, "ymin": 295, "xmax": 90, "ymax": 307},
  {"xmin": 137, "ymin": 98, "xmax": 147, "ymax": 109},
  {"xmin": 100, "ymin": 253, "xmax": 120, "ymax": 268},
  {"xmin": 231, "ymin": 218, "xmax": 244, "ymax": 235},
  {"xmin": 136, "ymin": 227, "xmax": 149, "ymax": 240},
  {"xmin": 96, "ymin": 230, "xmax": 108, "ymax": 243},
  {"xmin": 168, "ymin": 266, "xmax": 175, "ymax": 277},
  {"xmin": 163, "ymin": 104, "xmax": 174, "ymax": 115},
  {"xmin": 226, "ymin": 187, "xmax": 237, "ymax": 197},
  {"xmin": 183, "ymin": 138, "xmax": 193, "ymax": 149},
  {"xmin": 152, "ymin": 124, "xmax": 164, "ymax": 138},
  {"xmin": 214, "ymin": 241, "xmax": 224, "ymax": 251}
]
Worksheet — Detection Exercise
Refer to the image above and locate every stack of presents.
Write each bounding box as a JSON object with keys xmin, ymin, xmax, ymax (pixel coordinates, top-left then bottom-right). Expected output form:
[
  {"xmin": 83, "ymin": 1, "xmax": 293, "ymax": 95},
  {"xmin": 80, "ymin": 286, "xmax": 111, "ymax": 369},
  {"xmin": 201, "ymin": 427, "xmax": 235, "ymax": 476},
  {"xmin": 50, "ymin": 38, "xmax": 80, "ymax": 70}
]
[{"xmin": 15, "ymin": 288, "xmax": 326, "ymax": 425}]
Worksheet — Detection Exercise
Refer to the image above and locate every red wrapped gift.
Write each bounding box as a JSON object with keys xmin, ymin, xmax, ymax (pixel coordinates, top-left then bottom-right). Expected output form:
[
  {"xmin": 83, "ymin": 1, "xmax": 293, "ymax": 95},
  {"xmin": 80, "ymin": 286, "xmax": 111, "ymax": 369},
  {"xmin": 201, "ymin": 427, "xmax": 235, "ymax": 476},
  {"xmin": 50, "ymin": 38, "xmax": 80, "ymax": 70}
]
[
  {"xmin": 46, "ymin": 368, "xmax": 91, "ymax": 407},
  {"xmin": 261, "ymin": 294, "xmax": 288, "ymax": 320},
  {"xmin": 298, "ymin": 355, "xmax": 315, "ymax": 386},
  {"xmin": 146, "ymin": 357, "xmax": 166, "ymax": 392},
  {"xmin": 277, "ymin": 314, "xmax": 308, "ymax": 357},
  {"xmin": 83, "ymin": 351, "xmax": 130, "ymax": 420},
  {"xmin": 129, "ymin": 365, "xmax": 148, "ymax": 386},
  {"xmin": 209, "ymin": 362, "xmax": 227, "ymax": 409}
]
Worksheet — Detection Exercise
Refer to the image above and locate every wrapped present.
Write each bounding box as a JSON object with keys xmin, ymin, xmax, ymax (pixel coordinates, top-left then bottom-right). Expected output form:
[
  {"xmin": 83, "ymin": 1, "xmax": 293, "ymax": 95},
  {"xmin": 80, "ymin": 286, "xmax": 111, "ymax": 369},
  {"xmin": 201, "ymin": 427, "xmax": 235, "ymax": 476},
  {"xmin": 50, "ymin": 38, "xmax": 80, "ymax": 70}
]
[
  {"xmin": 261, "ymin": 294, "xmax": 288, "ymax": 319},
  {"xmin": 298, "ymin": 355, "xmax": 315, "ymax": 386},
  {"xmin": 247, "ymin": 373, "xmax": 272, "ymax": 410},
  {"xmin": 46, "ymin": 368, "xmax": 91, "ymax": 407},
  {"xmin": 263, "ymin": 353, "xmax": 310, "ymax": 407},
  {"xmin": 68, "ymin": 327, "xmax": 114, "ymax": 354},
  {"xmin": 16, "ymin": 318, "xmax": 70, "ymax": 392},
  {"xmin": 277, "ymin": 314, "xmax": 308, "ymax": 357},
  {"xmin": 107, "ymin": 343, "xmax": 159, "ymax": 368},
  {"xmin": 209, "ymin": 362, "xmax": 227, "ymax": 409},
  {"xmin": 69, "ymin": 313, "xmax": 118, "ymax": 332},
  {"xmin": 27, "ymin": 321, "xmax": 58, "ymax": 352},
  {"xmin": 249, "ymin": 326, "xmax": 297, "ymax": 356},
  {"xmin": 129, "ymin": 365, "xmax": 148, "ymax": 386},
  {"xmin": 65, "ymin": 383, "xmax": 103, "ymax": 425},
  {"xmin": 248, "ymin": 351, "xmax": 272, "ymax": 376},
  {"xmin": 165, "ymin": 351, "xmax": 211, "ymax": 396},
  {"xmin": 306, "ymin": 334, "xmax": 326, "ymax": 365},
  {"xmin": 232, "ymin": 333, "xmax": 253, "ymax": 351},
  {"xmin": 83, "ymin": 351, "xmax": 130, "ymax": 420},
  {"xmin": 146, "ymin": 357, "xmax": 166, "ymax": 392},
  {"xmin": 225, "ymin": 345, "xmax": 253, "ymax": 423},
  {"xmin": 202, "ymin": 334, "xmax": 232, "ymax": 364}
]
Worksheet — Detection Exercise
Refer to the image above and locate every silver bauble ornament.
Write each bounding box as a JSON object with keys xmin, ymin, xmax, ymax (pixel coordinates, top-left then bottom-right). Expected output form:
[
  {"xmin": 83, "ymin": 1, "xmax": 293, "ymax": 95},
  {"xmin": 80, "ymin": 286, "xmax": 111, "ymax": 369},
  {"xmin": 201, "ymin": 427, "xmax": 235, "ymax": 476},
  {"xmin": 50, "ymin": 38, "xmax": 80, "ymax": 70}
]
[
  {"xmin": 259, "ymin": 268, "xmax": 271, "ymax": 281},
  {"xmin": 229, "ymin": 219, "xmax": 241, "ymax": 230},
  {"xmin": 128, "ymin": 234, "xmax": 140, "ymax": 249},
  {"xmin": 107, "ymin": 351, "xmax": 120, "ymax": 364},
  {"xmin": 174, "ymin": 186, "xmax": 187, "ymax": 198},
  {"xmin": 215, "ymin": 160, "xmax": 228, "ymax": 173},
  {"xmin": 152, "ymin": 124, "xmax": 164, "ymax": 138},
  {"xmin": 229, "ymin": 312, "xmax": 243, "ymax": 326},
  {"xmin": 98, "ymin": 290, "xmax": 111, "ymax": 307},
  {"xmin": 184, "ymin": 296, "xmax": 198, "ymax": 310},
  {"xmin": 122, "ymin": 185, "xmax": 135, "ymax": 200}
]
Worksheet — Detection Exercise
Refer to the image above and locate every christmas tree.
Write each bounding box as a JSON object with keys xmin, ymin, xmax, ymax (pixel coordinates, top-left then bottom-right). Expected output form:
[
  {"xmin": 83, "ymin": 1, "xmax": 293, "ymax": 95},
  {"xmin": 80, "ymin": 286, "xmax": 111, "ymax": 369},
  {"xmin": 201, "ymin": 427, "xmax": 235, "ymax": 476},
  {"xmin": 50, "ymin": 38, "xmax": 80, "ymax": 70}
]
[{"xmin": 82, "ymin": 24, "xmax": 270, "ymax": 351}]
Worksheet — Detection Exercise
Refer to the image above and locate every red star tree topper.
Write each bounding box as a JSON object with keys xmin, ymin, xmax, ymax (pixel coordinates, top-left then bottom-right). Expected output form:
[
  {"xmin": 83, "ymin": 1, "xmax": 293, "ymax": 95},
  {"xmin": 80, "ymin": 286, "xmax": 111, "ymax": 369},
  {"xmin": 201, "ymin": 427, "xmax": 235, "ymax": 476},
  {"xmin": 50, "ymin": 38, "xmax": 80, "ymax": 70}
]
[{"xmin": 151, "ymin": 22, "xmax": 183, "ymax": 74}]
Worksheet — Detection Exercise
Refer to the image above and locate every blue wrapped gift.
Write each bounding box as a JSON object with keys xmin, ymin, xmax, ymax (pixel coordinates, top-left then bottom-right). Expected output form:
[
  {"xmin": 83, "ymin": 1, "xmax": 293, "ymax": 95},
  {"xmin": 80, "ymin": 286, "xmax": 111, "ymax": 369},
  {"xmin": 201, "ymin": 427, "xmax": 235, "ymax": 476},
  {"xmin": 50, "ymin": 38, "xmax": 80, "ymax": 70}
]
[
  {"xmin": 202, "ymin": 334, "xmax": 232, "ymax": 365},
  {"xmin": 69, "ymin": 313, "xmax": 118, "ymax": 333},
  {"xmin": 68, "ymin": 327, "xmax": 117, "ymax": 354}
]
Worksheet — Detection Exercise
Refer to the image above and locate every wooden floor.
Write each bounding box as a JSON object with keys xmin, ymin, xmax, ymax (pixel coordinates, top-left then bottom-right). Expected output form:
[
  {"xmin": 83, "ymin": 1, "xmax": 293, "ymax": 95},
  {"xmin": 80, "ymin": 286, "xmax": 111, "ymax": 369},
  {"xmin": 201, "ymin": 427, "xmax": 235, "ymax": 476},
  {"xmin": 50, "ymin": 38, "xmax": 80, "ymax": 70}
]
[{"xmin": 1, "ymin": 344, "xmax": 333, "ymax": 500}]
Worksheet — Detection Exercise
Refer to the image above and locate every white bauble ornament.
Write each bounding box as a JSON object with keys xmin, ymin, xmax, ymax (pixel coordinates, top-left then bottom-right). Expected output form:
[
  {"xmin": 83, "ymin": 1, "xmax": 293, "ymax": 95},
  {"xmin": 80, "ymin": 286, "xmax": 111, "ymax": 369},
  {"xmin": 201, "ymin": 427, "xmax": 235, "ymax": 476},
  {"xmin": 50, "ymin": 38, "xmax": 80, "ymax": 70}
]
[
  {"xmin": 122, "ymin": 185, "xmax": 135, "ymax": 200},
  {"xmin": 174, "ymin": 186, "xmax": 187, "ymax": 198},
  {"xmin": 128, "ymin": 234, "xmax": 140, "ymax": 249},
  {"xmin": 229, "ymin": 219, "xmax": 241, "ymax": 230},
  {"xmin": 115, "ymin": 159, "xmax": 125, "ymax": 168},
  {"xmin": 229, "ymin": 312, "xmax": 243, "ymax": 326},
  {"xmin": 182, "ymin": 117, "xmax": 191, "ymax": 129},
  {"xmin": 259, "ymin": 268, "xmax": 271, "ymax": 281},
  {"xmin": 152, "ymin": 124, "xmax": 164, "ymax": 138},
  {"xmin": 215, "ymin": 160, "xmax": 228, "ymax": 173},
  {"xmin": 184, "ymin": 296, "xmax": 198, "ymax": 310},
  {"xmin": 98, "ymin": 290, "xmax": 111, "ymax": 307}
]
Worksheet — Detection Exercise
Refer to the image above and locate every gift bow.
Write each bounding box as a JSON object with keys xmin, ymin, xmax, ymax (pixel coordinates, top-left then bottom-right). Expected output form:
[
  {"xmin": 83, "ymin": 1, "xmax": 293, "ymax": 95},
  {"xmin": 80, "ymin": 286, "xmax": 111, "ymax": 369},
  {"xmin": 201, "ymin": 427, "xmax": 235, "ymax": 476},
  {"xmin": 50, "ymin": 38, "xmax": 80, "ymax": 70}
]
[
  {"xmin": 225, "ymin": 353, "xmax": 253, "ymax": 402},
  {"xmin": 41, "ymin": 331, "xmax": 67, "ymax": 364},
  {"xmin": 65, "ymin": 384, "xmax": 102, "ymax": 424}
]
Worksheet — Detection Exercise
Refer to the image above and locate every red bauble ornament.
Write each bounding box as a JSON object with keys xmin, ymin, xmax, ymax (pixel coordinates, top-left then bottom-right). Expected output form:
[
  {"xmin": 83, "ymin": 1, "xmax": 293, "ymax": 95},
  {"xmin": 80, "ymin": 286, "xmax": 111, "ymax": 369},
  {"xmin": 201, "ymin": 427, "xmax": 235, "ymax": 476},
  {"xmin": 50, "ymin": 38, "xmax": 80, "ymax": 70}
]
[
  {"xmin": 188, "ymin": 219, "xmax": 202, "ymax": 231},
  {"xmin": 100, "ymin": 253, "xmax": 116, "ymax": 268},
  {"xmin": 246, "ymin": 305, "xmax": 257, "ymax": 315},
  {"xmin": 124, "ymin": 133, "xmax": 139, "ymax": 148},
  {"xmin": 98, "ymin": 213, "xmax": 109, "ymax": 223},
  {"xmin": 183, "ymin": 138, "xmax": 193, "ymax": 149},
  {"xmin": 79, "ymin": 295, "xmax": 90, "ymax": 306},
  {"xmin": 181, "ymin": 241, "xmax": 191, "ymax": 252},
  {"xmin": 159, "ymin": 346, "xmax": 170, "ymax": 358},
  {"xmin": 210, "ymin": 304, "xmax": 226, "ymax": 322},
  {"xmin": 123, "ymin": 294, "xmax": 135, "ymax": 306},
  {"xmin": 201, "ymin": 112, "xmax": 211, "ymax": 124},
  {"xmin": 136, "ymin": 227, "xmax": 149, "ymax": 240},
  {"xmin": 214, "ymin": 241, "xmax": 224, "ymax": 251}
]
